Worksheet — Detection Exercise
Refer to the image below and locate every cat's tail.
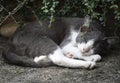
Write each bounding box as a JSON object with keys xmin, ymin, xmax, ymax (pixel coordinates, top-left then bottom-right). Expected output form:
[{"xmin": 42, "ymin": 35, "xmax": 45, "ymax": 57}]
[{"xmin": 2, "ymin": 50, "xmax": 54, "ymax": 68}]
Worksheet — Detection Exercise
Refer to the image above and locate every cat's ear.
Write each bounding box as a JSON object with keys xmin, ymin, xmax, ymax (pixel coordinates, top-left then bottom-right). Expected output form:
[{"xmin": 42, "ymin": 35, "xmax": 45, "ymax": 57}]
[{"xmin": 80, "ymin": 16, "xmax": 91, "ymax": 32}]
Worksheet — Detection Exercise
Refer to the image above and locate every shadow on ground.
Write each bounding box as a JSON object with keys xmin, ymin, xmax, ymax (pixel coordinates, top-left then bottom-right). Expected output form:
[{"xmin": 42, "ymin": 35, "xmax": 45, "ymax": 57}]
[{"xmin": 0, "ymin": 37, "xmax": 120, "ymax": 83}]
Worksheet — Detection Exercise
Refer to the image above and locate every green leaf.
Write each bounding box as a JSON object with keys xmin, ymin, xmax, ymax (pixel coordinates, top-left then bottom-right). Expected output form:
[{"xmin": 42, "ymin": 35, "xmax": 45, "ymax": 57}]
[{"xmin": 110, "ymin": 5, "xmax": 118, "ymax": 9}]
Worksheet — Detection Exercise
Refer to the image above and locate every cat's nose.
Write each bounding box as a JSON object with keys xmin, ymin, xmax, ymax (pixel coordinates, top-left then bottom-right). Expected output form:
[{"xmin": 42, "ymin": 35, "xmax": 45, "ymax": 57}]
[{"xmin": 83, "ymin": 48, "xmax": 90, "ymax": 53}]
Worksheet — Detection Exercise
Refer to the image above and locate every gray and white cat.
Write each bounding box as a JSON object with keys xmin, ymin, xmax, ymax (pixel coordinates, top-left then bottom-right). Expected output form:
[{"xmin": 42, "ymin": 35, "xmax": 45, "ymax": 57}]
[
  {"xmin": 3, "ymin": 17, "xmax": 108, "ymax": 69},
  {"xmin": 61, "ymin": 17, "xmax": 102, "ymax": 61}
]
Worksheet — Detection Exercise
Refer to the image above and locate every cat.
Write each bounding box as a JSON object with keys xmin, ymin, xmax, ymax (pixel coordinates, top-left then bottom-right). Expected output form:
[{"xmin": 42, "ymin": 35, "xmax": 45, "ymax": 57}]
[
  {"xmin": 61, "ymin": 16, "xmax": 104, "ymax": 62},
  {"xmin": 2, "ymin": 17, "xmax": 108, "ymax": 69}
]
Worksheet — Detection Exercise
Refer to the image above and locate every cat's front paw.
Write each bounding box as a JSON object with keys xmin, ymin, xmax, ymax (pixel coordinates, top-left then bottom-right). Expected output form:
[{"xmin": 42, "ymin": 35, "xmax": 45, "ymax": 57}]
[
  {"xmin": 90, "ymin": 54, "xmax": 101, "ymax": 62},
  {"xmin": 64, "ymin": 52, "xmax": 73, "ymax": 58},
  {"xmin": 83, "ymin": 54, "xmax": 101, "ymax": 62},
  {"xmin": 84, "ymin": 61, "xmax": 96, "ymax": 69}
]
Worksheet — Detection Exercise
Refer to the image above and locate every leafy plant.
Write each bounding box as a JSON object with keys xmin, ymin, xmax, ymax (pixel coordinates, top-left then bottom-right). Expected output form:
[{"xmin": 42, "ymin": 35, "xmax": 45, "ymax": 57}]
[
  {"xmin": 0, "ymin": 0, "xmax": 120, "ymax": 27},
  {"xmin": 38, "ymin": 0, "xmax": 120, "ymax": 27},
  {"xmin": 39, "ymin": 0, "xmax": 59, "ymax": 27}
]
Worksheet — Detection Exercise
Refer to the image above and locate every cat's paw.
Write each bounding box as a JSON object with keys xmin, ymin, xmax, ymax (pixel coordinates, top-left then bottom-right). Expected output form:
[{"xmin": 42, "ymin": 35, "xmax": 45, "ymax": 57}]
[
  {"xmin": 83, "ymin": 54, "xmax": 101, "ymax": 62},
  {"xmin": 90, "ymin": 54, "xmax": 101, "ymax": 62},
  {"xmin": 34, "ymin": 55, "xmax": 47, "ymax": 63},
  {"xmin": 84, "ymin": 61, "xmax": 96, "ymax": 69},
  {"xmin": 64, "ymin": 52, "xmax": 73, "ymax": 58}
]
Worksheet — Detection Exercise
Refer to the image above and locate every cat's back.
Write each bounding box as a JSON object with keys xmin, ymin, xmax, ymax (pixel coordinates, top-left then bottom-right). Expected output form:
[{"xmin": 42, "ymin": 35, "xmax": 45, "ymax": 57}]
[{"xmin": 11, "ymin": 18, "xmax": 67, "ymax": 45}]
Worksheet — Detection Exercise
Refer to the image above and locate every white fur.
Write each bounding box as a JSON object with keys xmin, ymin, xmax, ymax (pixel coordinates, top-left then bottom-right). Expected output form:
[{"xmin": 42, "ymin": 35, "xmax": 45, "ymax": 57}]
[
  {"xmin": 34, "ymin": 55, "xmax": 47, "ymax": 63},
  {"xmin": 68, "ymin": 28, "xmax": 79, "ymax": 45},
  {"xmin": 48, "ymin": 47, "xmax": 96, "ymax": 69},
  {"xmin": 78, "ymin": 39, "xmax": 94, "ymax": 56},
  {"xmin": 86, "ymin": 39, "xmax": 94, "ymax": 48},
  {"xmin": 62, "ymin": 43, "xmax": 82, "ymax": 59},
  {"xmin": 80, "ymin": 54, "xmax": 101, "ymax": 62},
  {"xmin": 62, "ymin": 43, "xmax": 101, "ymax": 62},
  {"xmin": 62, "ymin": 29, "xmax": 82, "ymax": 58}
]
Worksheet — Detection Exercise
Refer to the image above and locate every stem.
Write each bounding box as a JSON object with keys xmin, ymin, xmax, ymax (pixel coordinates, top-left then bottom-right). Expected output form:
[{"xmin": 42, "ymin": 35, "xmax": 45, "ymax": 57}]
[{"xmin": 32, "ymin": 10, "xmax": 42, "ymax": 26}]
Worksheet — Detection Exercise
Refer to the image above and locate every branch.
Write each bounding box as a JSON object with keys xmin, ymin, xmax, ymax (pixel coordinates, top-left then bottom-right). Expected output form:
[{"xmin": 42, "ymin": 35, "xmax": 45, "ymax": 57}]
[{"xmin": 32, "ymin": 10, "xmax": 42, "ymax": 26}]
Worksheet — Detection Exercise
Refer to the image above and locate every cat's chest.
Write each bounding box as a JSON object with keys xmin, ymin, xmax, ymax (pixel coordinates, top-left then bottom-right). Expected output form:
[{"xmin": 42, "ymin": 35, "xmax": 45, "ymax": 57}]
[{"xmin": 69, "ymin": 29, "xmax": 79, "ymax": 45}]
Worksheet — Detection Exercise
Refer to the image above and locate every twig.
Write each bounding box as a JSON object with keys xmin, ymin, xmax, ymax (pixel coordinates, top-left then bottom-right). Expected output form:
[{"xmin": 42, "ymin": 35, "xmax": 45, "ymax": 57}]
[
  {"xmin": 32, "ymin": 10, "xmax": 42, "ymax": 26},
  {"xmin": 0, "ymin": 0, "xmax": 28, "ymax": 26}
]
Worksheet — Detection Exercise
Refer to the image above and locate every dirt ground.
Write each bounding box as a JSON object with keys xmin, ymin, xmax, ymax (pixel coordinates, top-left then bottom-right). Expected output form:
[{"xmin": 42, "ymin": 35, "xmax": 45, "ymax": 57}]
[{"xmin": 0, "ymin": 37, "xmax": 120, "ymax": 83}]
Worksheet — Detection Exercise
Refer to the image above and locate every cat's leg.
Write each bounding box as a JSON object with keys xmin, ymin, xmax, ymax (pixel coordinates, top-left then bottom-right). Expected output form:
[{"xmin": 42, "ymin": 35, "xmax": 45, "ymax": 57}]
[
  {"xmin": 62, "ymin": 44, "xmax": 84, "ymax": 59},
  {"xmin": 79, "ymin": 54, "xmax": 101, "ymax": 62},
  {"xmin": 48, "ymin": 47, "xmax": 96, "ymax": 69},
  {"xmin": 34, "ymin": 55, "xmax": 48, "ymax": 63},
  {"xmin": 64, "ymin": 51, "xmax": 101, "ymax": 62},
  {"xmin": 64, "ymin": 44, "xmax": 101, "ymax": 62}
]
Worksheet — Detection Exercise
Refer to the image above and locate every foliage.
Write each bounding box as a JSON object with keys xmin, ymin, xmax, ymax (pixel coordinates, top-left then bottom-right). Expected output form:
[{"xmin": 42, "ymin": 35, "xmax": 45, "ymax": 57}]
[
  {"xmin": 40, "ymin": 0, "xmax": 59, "ymax": 27},
  {"xmin": 0, "ymin": 0, "xmax": 120, "ymax": 27},
  {"xmin": 40, "ymin": 0, "xmax": 120, "ymax": 26}
]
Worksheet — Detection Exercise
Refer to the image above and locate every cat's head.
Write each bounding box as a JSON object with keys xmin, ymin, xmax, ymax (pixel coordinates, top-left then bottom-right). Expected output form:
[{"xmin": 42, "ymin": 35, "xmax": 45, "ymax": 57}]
[{"xmin": 76, "ymin": 16, "xmax": 107, "ymax": 55}]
